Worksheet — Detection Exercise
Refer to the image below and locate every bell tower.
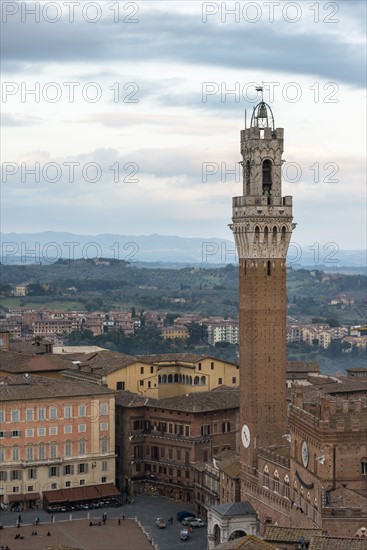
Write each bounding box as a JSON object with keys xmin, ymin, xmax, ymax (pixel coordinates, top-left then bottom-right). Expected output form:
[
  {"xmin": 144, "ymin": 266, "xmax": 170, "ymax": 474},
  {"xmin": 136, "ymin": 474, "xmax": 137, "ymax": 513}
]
[{"xmin": 230, "ymin": 100, "xmax": 295, "ymax": 478}]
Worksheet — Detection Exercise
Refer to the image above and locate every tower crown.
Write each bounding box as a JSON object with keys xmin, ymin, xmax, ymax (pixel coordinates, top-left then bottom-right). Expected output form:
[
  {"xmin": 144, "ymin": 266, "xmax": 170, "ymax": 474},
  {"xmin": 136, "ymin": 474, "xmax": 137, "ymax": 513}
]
[
  {"xmin": 250, "ymin": 100, "xmax": 275, "ymax": 131},
  {"xmin": 230, "ymin": 105, "xmax": 295, "ymax": 260}
]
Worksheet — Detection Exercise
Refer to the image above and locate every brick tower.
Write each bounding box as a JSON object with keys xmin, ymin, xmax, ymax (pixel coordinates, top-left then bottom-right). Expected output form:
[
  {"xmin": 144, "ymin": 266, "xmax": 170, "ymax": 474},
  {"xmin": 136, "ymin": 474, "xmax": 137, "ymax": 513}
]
[{"xmin": 230, "ymin": 101, "xmax": 295, "ymax": 481}]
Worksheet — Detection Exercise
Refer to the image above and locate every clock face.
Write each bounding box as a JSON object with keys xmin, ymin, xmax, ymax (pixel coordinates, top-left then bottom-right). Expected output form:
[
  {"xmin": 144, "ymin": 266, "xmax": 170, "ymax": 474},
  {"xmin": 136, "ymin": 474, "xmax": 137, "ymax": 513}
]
[
  {"xmin": 301, "ymin": 440, "xmax": 309, "ymax": 468},
  {"xmin": 241, "ymin": 424, "xmax": 251, "ymax": 448}
]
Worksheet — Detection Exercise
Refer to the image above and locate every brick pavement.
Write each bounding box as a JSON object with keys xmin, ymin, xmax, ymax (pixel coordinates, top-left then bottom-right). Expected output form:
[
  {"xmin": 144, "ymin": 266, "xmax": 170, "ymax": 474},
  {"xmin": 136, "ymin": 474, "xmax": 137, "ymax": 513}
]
[{"xmin": 0, "ymin": 518, "xmax": 153, "ymax": 550}]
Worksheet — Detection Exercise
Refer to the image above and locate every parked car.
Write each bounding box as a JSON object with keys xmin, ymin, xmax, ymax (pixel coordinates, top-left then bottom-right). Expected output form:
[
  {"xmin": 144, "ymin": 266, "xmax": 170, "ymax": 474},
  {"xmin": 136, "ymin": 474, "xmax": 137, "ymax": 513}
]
[
  {"xmin": 187, "ymin": 518, "xmax": 205, "ymax": 528},
  {"xmin": 181, "ymin": 516, "xmax": 196, "ymax": 526},
  {"xmin": 155, "ymin": 517, "xmax": 166, "ymax": 528},
  {"xmin": 176, "ymin": 511, "xmax": 195, "ymax": 522},
  {"xmin": 180, "ymin": 528, "xmax": 189, "ymax": 541}
]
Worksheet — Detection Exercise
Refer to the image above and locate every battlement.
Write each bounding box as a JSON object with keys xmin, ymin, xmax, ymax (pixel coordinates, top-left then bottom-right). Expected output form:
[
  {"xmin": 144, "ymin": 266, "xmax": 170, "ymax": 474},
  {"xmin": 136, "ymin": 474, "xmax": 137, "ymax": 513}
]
[
  {"xmin": 290, "ymin": 396, "xmax": 367, "ymax": 433},
  {"xmin": 241, "ymin": 127, "xmax": 284, "ymax": 143},
  {"xmin": 257, "ymin": 446, "xmax": 290, "ymax": 468}
]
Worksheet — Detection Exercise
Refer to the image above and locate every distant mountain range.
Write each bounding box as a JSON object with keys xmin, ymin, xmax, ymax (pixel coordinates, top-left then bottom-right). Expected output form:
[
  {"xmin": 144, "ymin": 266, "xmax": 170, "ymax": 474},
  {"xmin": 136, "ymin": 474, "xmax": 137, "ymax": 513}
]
[{"xmin": 1, "ymin": 232, "xmax": 366, "ymax": 271}]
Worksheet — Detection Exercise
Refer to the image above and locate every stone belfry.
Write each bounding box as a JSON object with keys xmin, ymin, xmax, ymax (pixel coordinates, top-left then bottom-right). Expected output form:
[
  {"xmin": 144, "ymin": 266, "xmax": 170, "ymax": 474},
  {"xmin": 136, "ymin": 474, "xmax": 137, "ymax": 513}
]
[{"xmin": 230, "ymin": 100, "xmax": 295, "ymax": 478}]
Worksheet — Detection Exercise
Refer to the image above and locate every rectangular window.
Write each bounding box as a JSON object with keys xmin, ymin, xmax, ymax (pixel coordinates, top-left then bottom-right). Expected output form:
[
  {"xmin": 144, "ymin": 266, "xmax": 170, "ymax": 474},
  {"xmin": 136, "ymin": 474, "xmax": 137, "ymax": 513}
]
[
  {"xmin": 65, "ymin": 481, "xmax": 71, "ymax": 487},
  {"xmin": 101, "ymin": 476, "xmax": 107, "ymax": 483},
  {"xmin": 51, "ymin": 483, "xmax": 57, "ymax": 490},
  {"xmin": 64, "ymin": 425, "xmax": 72, "ymax": 434},
  {"xmin": 64, "ymin": 442, "xmax": 72, "ymax": 457},
  {"xmin": 12, "ymin": 486, "xmax": 20, "ymax": 493},
  {"xmin": 100, "ymin": 438, "xmax": 108, "ymax": 454},
  {"xmin": 79, "ymin": 405, "xmax": 86, "ymax": 417},
  {"xmin": 139, "ymin": 380, "xmax": 144, "ymax": 386},
  {"xmin": 177, "ymin": 449, "xmax": 181, "ymax": 461},
  {"xmin": 116, "ymin": 381, "xmax": 124, "ymax": 390},
  {"xmin": 150, "ymin": 366, "xmax": 154, "ymax": 374},
  {"xmin": 177, "ymin": 468, "xmax": 181, "ymax": 477},
  {"xmin": 101, "ymin": 403, "xmax": 108, "ymax": 416},
  {"xmin": 185, "ymin": 425, "xmax": 190, "ymax": 436},
  {"xmin": 213, "ymin": 423, "xmax": 218, "ymax": 434},
  {"xmin": 38, "ymin": 445, "xmax": 45, "ymax": 460},
  {"xmin": 0, "ymin": 448, "xmax": 5, "ymax": 461},
  {"xmin": 49, "ymin": 466, "xmax": 59, "ymax": 477},
  {"xmin": 26, "ymin": 409, "xmax": 34, "ymax": 421},
  {"xmin": 140, "ymin": 367, "xmax": 144, "ymax": 374},
  {"xmin": 0, "ymin": 431, "xmax": 4, "ymax": 438},
  {"xmin": 232, "ymin": 377, "xmax": 236, "ymax": 384},
  {"xmin": 100, "ymin": 422, "xmax": 108, "ymax": 431},
  {"xmin": 38, "ymin": 408, "xmax": 46, "ymax": 421},
  {"xmin": 0, "ymin": 471, "xmax": 7, "ymax": 481},
  {"xmin": 50, "ymin": 444, "xmax": 57, "ymax": 459},
  {"xmin": 27, "ymin": 468, "xmax": 37, "ymax": 480},
  {"xmin": 11, "ymin": 409, "xmax": 19, "ymax": 422},
  {"xmin": 79, "ymin": 441, "xmax": 86, "ymax": 455},
  {"xmin": 11, "ymin": 430, "xmax": 20, "ymax": 437},
  {"xmin": 218, "ymin": 378, "xmax": 223, "ymax": 385},
  {"xmin": 63, "ymin": 464, "xmax": 74, "ymax": 475},
  {"xmin": 12, "ymin": 447, "xmax": 19, "ymax": 461},
  {"xmin": 78, "ymin": 424, "xmax": 86, "ymax": 433},
  {"xmin": 201, "ymin": 425, "xmax": 210, "ymax": 436},
  {"xmin": 198, "ymin": 363, "xmax": 202, "ymax": 371},
  {"xmin": 80, "ymin": 479, "xmax": 85, "ymax": 485},
  {"xmin": 49, "ymin": 407, "xmax": 57, "ymax": 420},
  {"xmin": 148, "ymin": 381, "xmax": 151, "ymax": 388},
  {"xmin": 168, "ymin": 448, "xmax": 173, "ymax": 459},
  {"xmin": 102, "ymin": 460, "xmax": 108, "ymax": 472},
  {"xmin": 38, "ymin": 428, "xmax": 46, "ymax": 437},
  {"xmin": 27, "ymin": 485, "xmax": 34, "ymax": 492},
  {"xmin": 49, "ymin": 427, "xmax": 58, "ymax": 436},
  {"xmin": 25, "ymin": 429, "xmax": 34, "ymax": 437},
  {"xmin": 11, "ymin": 470, "xmax": 21, "ymax": 480},
  {"xmin": 222, "ymin": 421, "xmax": 230, "ymax": 433},
  {"xmin": 26, "ymin": 446, "xmax": 34, "ymax": 461},
  {"xmin": 64, "ymin": 405, "xmax": 72, "ymax": 419},
  {"xmin": 78, "ymin": 463, "xmax": 88, "ymax": 474},
  {"xmin": 0, "ymin": 410, "xmax": 4, "ymax": 423},
  {"xmin": 211, "ymin": 362, "xmax": 214, "ymax": 370}
]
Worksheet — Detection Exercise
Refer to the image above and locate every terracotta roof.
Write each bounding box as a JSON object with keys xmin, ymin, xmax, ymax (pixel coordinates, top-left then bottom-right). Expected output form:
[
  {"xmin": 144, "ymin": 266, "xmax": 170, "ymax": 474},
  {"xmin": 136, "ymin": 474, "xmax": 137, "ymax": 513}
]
[
  {"xmin": 137, "ymin": 353, "xmax": 237, "ymax": 366},
  {"xmin": 264, "ymin": 526, "xmax": 322, "ymax": 542},
  {"xmin": 151, "ymin": 386, "xmax": 239, "ymax": 412},
  {"xmin": 115, "ymin": 390, "xmax": 151, "ymax": 408},
  {"xmin": 116, "ymin": 387, "xmax": 239, "ymax": 412},
  {"xmin": 218, "ymin": 455, "xmax": 241, "ymax": 479},
  {"xmin": 327, "ymin": 486, "xmax": 367, "ymax": 509},
  {"xmin": 0, "ymin": 350, "xmax": 70, "ymax": 373},
  {"xmin": 307, "ymin": 377, "xmax": 367, "ymax": 394},
  {"xmin": 0, "ymin": 373, "xmax": 114, "ymax": 401},
  {"xmin": 308, "ymin": 536, "xmax": 367, "ymax": 549},
  {"xmin": 287, "ymin": 361, "xmax": 320, "ymax": 373},
  {"xmin": 216, "ymin": 535, "xmax": 276, "ymax": 549}
]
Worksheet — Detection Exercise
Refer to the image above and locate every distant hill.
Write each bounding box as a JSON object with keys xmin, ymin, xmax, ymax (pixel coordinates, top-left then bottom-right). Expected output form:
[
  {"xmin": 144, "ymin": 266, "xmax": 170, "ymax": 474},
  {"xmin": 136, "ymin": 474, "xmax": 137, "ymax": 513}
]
[{"xmin": 1, "ymin": 232, "xmax": 366, "ymax": 271}]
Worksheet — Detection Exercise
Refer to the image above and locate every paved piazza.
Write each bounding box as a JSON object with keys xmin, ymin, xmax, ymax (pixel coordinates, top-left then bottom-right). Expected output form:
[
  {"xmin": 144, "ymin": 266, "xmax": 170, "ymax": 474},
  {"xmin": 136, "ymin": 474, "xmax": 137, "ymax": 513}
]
[{"xmin": 0, "ymin": 494, "xmax": 208, "ymax": 550}]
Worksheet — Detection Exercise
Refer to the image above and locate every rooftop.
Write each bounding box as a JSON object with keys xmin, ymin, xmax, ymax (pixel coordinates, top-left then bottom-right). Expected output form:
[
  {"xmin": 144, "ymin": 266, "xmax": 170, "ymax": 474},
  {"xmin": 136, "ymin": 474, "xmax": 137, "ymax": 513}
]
[
  {"xmin": 0, "ymin": 373, "xmax": 114, "ymax": 401},
  {"xmin": 116, "ymin": 386, "xmax": 239, "ymax": 412},
  {"xmin": 0, "ymin": 350, "xmax": 70, "ymax": 374},
  {"xmin": 211, "ymin": 501, "xmax": 256, "ymax": 517}
]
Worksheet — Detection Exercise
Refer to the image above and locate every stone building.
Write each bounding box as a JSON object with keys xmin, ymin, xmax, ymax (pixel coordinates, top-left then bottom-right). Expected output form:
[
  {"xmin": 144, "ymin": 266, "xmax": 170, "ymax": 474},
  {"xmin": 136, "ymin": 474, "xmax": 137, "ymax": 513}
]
[
  {"xmin": 207, "ymin": 99, "xmax": 367, "ymax": 544},
  {"xmin": 0, "ymin": 374, "xmax": 116, "ymax": 509},
  {"xmin": 115, "ymin": 387, "xmax": 239, "ymax": 499}
]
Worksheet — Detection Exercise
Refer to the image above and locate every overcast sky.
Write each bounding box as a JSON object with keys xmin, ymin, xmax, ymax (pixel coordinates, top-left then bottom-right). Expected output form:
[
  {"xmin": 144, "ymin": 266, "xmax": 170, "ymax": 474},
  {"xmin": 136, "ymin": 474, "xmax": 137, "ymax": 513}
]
[{"xmin": 1, "ymin": 0, "xmax": 366, "ymax": 251}]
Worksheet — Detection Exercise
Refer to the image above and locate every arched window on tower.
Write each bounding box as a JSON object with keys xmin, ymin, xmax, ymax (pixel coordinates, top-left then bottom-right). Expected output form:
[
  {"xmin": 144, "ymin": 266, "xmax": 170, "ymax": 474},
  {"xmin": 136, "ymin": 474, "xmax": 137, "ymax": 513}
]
[
  {"xmin": 273, "ymin": 470, "xmax": 280, "ymax": 493},
  {"xmin": 263, "ymin": 466, "xmax": 270, "ymax": 489},
  {"xmin": 246, "ymin": 161, "xmax": 251, "ymax": 195},
  {"xmin": 262, "ymin": 159, "xmax": 272, "ymax": 201},
  {"xmin": 255, "ymin": 226, "xmax": 260, "ymax": 243},
  {"xmin": 284, "ymin": 475, "xmax": 290, "ymax": 499}
]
